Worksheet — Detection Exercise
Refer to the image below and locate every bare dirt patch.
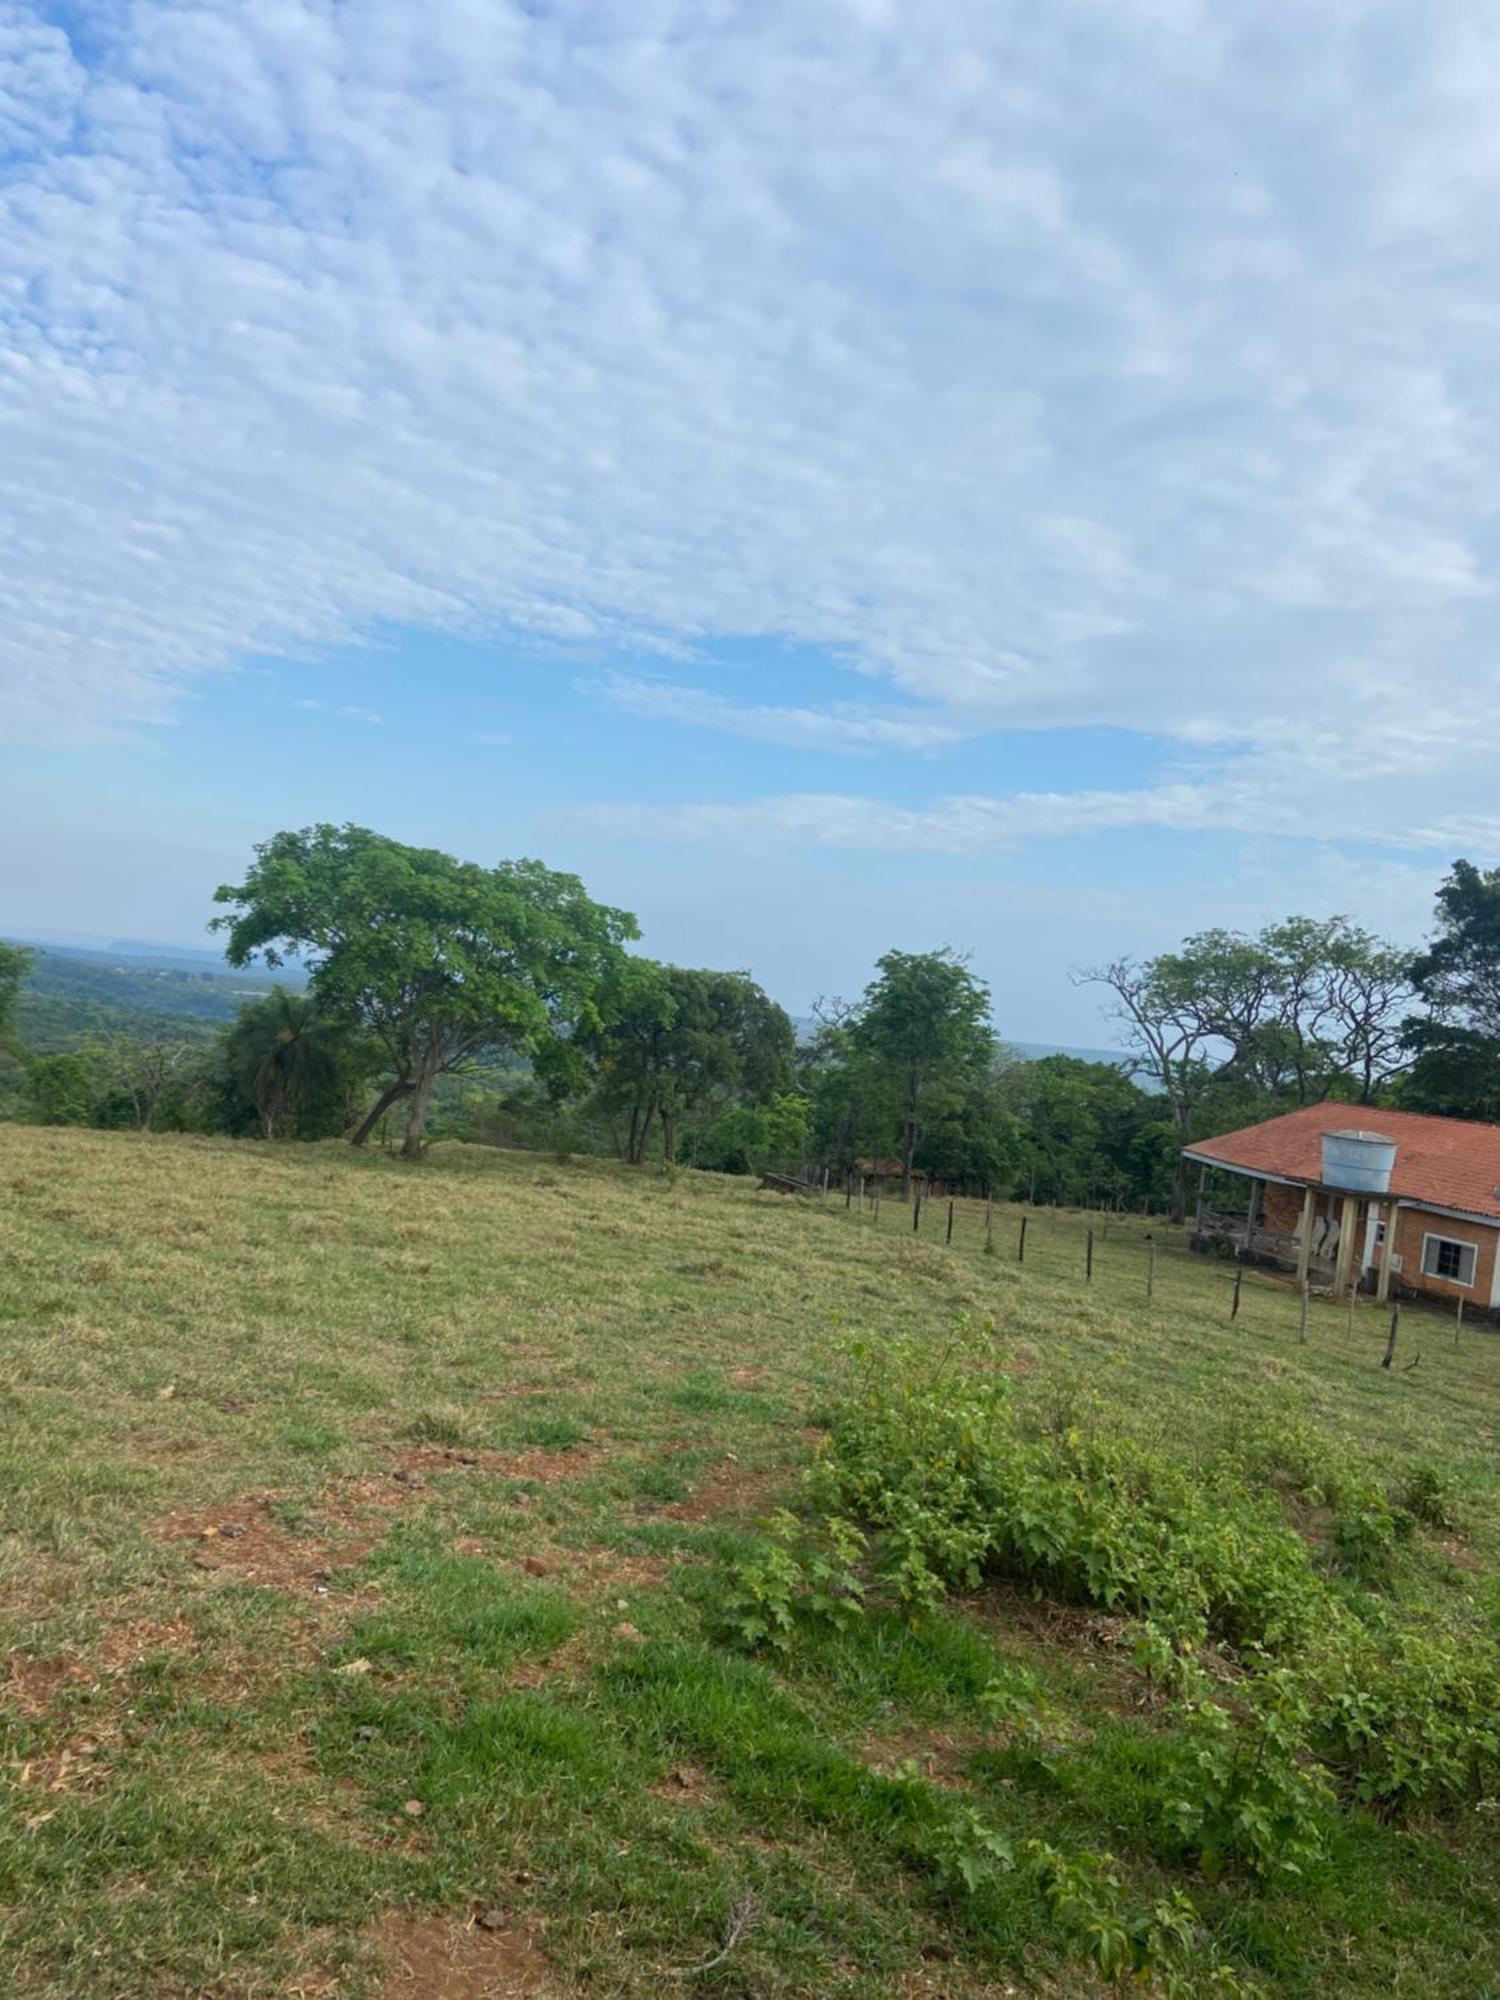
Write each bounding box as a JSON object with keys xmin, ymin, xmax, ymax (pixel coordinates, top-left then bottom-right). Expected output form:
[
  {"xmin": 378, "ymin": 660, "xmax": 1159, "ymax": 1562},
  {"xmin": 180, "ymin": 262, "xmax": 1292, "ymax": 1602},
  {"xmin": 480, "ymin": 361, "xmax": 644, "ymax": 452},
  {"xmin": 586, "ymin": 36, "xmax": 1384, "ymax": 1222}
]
[
  {"xmin": 5, "ymin": 1619, "xmax": 200, "ymax": 1722},
  {"xmin": 371, "ymin": 1911, "xmax": 564, "ymax": 1998},
  {"xmin": 389, "ymin": 1445, "xmax": 506, "ymax": 1478},
  {"xmin": 649, "ymin": 1760, "xmax": 717, "ymax": 1806},
  {"xmin": 4, "ymin": 1652, "xmax": 92, "ymax": 1716},
  {"xmin": 153, "ymin": 1488, "xmax": 405, "ymax": 1597},
  {"xmin": 499, "ymin": 1448, "xmax": 601, "ymax": 1486},
  {"xmin": 655, "ymin": 1461, "xmax": 782, "ymax": 1524},
  {"xmin": 94, "ymin": 1616, "xmax": 200, "ymax": 1674},
  {"xmin": 509, "ymin": 1546, "xmax": 672, "ymax": 1601}
]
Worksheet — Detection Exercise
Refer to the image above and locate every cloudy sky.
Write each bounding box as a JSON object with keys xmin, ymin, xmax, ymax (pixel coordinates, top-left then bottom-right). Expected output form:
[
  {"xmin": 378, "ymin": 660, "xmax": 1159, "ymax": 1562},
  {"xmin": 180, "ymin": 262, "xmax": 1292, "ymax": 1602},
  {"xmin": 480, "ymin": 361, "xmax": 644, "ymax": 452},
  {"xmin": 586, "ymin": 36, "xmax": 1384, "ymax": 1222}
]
[{"xmin": 3, "ymin": 0, "xmax": 1497, "ymax": 1041}]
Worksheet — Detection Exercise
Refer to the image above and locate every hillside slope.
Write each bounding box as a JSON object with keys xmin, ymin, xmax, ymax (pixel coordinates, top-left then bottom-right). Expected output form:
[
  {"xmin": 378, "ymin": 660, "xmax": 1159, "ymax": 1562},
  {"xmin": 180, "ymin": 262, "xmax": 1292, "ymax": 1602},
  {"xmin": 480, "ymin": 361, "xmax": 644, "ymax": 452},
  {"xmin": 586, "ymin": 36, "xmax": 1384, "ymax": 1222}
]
[{"xmin": 2, "ymin": 1129, "xmax": 1498, "ymax": 1997}]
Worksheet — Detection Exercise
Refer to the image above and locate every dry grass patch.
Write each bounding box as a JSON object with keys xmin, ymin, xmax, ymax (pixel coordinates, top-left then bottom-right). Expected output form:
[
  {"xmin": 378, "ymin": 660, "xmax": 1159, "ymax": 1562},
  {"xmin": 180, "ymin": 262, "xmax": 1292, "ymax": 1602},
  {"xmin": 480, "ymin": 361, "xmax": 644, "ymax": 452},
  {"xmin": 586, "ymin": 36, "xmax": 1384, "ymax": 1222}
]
[{"xmin": 370, "ymin": 1911, "xmax": 566, "ymax": 1999}]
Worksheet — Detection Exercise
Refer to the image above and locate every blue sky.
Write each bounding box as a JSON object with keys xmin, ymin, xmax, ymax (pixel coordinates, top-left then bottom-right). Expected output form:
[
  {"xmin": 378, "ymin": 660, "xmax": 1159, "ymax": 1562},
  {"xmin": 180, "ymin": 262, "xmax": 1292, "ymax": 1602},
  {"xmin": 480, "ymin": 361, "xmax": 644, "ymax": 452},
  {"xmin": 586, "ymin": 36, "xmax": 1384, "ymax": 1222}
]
[{"xmin": 3, "ymin": 1, "xmax": 1498, "ymax": 1041}]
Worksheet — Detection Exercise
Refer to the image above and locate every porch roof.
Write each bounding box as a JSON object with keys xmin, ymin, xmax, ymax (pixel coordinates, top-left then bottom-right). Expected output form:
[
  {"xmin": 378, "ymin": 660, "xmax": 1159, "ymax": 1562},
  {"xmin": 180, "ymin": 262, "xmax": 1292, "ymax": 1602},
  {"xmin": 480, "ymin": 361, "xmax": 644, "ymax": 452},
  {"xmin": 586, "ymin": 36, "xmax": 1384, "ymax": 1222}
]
[{"xmin": 1184, "ymin": 1103, "xmax": 1500, "ymax": 1226}]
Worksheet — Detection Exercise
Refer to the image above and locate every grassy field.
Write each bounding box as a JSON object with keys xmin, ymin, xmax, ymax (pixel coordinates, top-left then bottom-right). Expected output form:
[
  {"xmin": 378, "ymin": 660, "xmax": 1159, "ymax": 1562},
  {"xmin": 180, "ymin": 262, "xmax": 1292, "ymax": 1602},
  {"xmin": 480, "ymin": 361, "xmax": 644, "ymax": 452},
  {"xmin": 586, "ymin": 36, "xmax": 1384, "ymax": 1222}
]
[{"xmin": 2, "ymin": 1127, "xmax": 1499, "ymax": 1998}]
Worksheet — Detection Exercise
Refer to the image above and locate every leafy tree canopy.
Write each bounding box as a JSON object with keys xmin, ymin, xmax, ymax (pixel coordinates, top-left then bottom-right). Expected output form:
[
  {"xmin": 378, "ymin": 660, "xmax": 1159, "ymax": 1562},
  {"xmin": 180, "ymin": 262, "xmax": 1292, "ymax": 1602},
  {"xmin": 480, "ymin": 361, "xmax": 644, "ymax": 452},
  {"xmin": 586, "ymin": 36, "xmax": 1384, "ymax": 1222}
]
[
  {"xmin": 1404, "ymin": 860, "xmax": 1500, "ymax": 1118},
  {"xmin": 213, "ymin": 825, "xmax": 637, "ymax": 1157},
  {"xmin": 850, "ymin": 949, "xmax": 996, "ymax": 1194},
  {"xmin": 585, "ymin": 961, "xmax": 796, "ymax": 1166}
]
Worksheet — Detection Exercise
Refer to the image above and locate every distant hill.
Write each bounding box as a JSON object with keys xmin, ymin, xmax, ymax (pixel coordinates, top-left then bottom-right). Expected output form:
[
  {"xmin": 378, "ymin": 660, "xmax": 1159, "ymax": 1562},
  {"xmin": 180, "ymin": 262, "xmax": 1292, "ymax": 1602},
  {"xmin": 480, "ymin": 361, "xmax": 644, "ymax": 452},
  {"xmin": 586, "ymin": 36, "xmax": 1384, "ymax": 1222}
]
[
  {"xmin": 5, "ymin": 938, "xmax": 283, "ymax": 1053},
  {"xmin": 1002, "ymin": 1039, "xmax": 1138, "ymax": 1071},
  {"xmin": 793, "ymin": 1016, "xmax": 1136, "ymax": 1072}
]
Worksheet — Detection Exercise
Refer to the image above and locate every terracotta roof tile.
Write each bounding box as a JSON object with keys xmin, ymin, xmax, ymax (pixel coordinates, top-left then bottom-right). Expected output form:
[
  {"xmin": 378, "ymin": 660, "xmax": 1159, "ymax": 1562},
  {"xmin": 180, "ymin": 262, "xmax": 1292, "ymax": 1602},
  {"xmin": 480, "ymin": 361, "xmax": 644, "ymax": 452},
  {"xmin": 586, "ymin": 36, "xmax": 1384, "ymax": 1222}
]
[{"xmin": 1185, "ymin": 1104, "xmax": 1500, "ymax": 1223}]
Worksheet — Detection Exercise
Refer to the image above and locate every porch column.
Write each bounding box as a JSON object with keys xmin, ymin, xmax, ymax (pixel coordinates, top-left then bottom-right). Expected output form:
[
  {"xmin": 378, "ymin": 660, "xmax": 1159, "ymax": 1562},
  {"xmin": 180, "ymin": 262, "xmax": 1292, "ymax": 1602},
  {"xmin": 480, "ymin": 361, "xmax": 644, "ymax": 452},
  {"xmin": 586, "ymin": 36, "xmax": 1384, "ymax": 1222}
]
[
  {"xmin": 1333, "ymin": 1192, "xmax": 1360, "ymax": 1298},
  {"xmin": 1295, "ymin": 1186, "xmax": 1316, "ymax": 1287},
  {"xmin": 1242, "ymin": 1176, "xmax": 1261, "ymax": 1255},
  {"xmin": 1375, "ymin": 1201, "xmax": 1396, "ymax": 1305}
]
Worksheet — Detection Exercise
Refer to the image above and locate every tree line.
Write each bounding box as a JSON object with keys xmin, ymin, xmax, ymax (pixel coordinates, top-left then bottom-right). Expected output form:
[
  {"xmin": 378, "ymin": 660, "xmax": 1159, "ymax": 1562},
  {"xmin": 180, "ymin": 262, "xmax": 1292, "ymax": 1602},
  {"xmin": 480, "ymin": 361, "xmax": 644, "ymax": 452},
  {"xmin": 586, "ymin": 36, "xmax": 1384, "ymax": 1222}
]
[{"xmin": 5, "ymin": 827, "xmax": 1500, "ymax": 1217}]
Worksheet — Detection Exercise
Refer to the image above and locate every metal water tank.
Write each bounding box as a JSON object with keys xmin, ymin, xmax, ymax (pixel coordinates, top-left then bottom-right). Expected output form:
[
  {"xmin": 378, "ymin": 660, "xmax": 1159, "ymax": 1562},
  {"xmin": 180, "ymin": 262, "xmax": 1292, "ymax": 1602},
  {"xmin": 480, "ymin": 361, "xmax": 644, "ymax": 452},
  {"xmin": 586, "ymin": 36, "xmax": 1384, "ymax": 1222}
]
[{"xmin": 1320, "ymin": 1129, "xmax": 1397, "ymax": 1194}]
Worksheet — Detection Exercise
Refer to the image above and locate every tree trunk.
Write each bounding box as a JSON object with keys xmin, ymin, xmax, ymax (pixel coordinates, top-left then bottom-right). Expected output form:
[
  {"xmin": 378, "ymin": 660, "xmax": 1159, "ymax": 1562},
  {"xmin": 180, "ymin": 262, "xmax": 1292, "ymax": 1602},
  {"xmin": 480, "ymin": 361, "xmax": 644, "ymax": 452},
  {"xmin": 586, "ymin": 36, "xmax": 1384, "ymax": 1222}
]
[
  {"xmin": 350, "ymin": 1079, "xmax": 413, "ymax": 1148},
  {"xmin": 401, "ymin": 1061, "xmax": 441, "ymax": 1160},
  {"xmin": 900, "ymin": 1116, "xmax": 917, "ymax": 1202},
  {"xmin": 627, "ymin": 1098, "xmax": 647, "ymax": 1165},
  {"xmin": 1169, "ymin": 1153, "xmax": 1189, "ymax": 1225}
]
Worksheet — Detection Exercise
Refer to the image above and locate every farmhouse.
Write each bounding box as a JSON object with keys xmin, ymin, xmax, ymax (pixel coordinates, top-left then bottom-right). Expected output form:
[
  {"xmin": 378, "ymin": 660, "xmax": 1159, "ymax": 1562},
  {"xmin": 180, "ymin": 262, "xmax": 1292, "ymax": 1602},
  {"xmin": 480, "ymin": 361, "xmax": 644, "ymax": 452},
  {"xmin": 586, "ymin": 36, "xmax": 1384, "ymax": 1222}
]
[{"xmin": 1183, "ymin": 1103, "xmax": 1500, "ymax": 1313}]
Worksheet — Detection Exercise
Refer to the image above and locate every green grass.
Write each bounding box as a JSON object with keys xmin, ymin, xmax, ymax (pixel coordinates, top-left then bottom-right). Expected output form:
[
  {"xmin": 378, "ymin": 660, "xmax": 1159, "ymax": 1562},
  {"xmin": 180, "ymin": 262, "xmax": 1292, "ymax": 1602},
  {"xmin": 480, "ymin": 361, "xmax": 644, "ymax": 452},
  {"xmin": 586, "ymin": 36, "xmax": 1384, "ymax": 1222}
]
[{"xmin": 2, "ymin": 1127, "xmax": 1499, "ymax": 1995}]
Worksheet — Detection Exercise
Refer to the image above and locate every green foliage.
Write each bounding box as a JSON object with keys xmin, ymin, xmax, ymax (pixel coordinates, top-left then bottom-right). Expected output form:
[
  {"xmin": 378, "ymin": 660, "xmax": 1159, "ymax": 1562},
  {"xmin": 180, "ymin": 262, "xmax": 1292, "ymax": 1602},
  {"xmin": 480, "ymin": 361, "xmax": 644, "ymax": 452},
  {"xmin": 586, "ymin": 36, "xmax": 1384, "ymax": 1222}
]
[
  {"xmin": 695, "ymin": 1090, "xmax": 810, "ymax": 1175},
  {"xmin": 584, "ymin": 959, "xmax": 796, "ymax": 1167},
  {"xmin": 1404, "ymin": 860, "xmax": 1500, "ymax": 1117},
  {"xmin": 850, "ymin": 948, "xmax": 996, "ymax": 1184},
  {"xmin": 0, "ymin": 939, "xmax": 33, "ymax": 1056},
  {"xmin": 1396, "ymin": 1461, "xmax": 1457, "ymax": 1531},
  {"xmin": 922, "ymin": 1797, "xmax": 1014, "ymax": 1895},
  {"xmin": 1315, "ymin": 1621, "xmax": 1500, "ymax": 1808},
  {"xmin": 213, "ymin": 825, "xmax": 637, "ymax": 1156},
  {"xmin": 26, "ymin": 1049, "xmax": 99, "ymax": 1124},
  {"xmin": 997, "ymin": 1051, "xmax": 1162, "ymax": 1207},
  {"xmin": 217, "ymin": 986, "xmax": 369, "ymax": 1140},
  {"xmin": 1024, "ymin": 1840, "xmax": 1255, "ymax": 1997},
  {"xmin": 1158, "ymin": 1665, "xmax": 1333, "ymax": 1879},
  {"xmin": 735, "ymin": 1319, "xmax": 1500, "ymax": 1900},
  {"xmin": 724, "ymin": 1507, "xmax": 866, "ymax": 1650}
]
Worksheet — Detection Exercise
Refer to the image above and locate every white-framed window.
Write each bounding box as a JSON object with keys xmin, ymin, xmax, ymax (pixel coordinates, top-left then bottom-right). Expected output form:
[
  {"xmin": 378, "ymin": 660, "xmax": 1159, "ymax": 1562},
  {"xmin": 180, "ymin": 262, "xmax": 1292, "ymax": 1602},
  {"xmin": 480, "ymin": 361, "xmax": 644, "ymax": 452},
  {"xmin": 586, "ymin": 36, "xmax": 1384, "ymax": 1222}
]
[{"xmin": 1420, "ymin": 1233, "xmax": 1477, "ymax": 1288}]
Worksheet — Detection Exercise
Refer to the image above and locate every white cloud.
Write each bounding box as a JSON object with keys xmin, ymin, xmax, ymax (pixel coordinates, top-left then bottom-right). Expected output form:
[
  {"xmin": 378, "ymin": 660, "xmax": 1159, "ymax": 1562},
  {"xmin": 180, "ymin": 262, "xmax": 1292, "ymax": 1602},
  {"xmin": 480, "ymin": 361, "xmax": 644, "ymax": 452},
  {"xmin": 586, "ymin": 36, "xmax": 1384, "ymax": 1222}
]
[
  {"xmin": 2, "ymin": 0, "xmax": 1500, "ymax": 857},
  {"xmin": 590, "ymin": 672, "xmax": 965, "ymax": 753},
  {"xmin": 295, "ymin": 697, "xmax": 382, "ymax": 723},
  {"xmin": 556, "ymin": 758, "xmax": 1500, "ymax": 860}
]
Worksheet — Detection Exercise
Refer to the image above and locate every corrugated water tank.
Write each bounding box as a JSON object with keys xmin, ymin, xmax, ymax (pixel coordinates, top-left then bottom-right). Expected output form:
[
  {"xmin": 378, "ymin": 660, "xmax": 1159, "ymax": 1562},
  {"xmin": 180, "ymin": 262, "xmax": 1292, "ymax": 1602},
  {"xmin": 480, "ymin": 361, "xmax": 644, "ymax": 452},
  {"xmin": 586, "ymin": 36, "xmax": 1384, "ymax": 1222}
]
[{"xmin": 1320, "ymin": 1129, "xmax": 1397, "ymax": 1194}]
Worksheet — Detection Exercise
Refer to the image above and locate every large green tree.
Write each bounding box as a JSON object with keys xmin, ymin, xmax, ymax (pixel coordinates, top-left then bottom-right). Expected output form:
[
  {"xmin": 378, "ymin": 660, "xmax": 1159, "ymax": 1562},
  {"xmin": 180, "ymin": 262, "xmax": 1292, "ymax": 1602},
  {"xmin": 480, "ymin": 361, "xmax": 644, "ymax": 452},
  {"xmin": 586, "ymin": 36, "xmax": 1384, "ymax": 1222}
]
[
  {"xmin": 586, "ymin": 962, "xmax": 795, "ymax": 1166},
  {"xmin": 1405, "ymin": 860, "xmax": 1500, "ymax": 1118},
  {"xmin": 850, "ymin": 949, "xmax": 995, "ymax": 1197},
  {"xmin": 213, "ymin": 826, "xmax": 637, "ymax": 1158},
  {"xmin": 999, "ymin": 1053, "xmax": 1159, "ymax": 1208},
  {"xmin": 1084, "ymin": 915, "xmax": 1412, "ymax": 1215},
  {"xmin": 799, "ymin": 999, "xmax": 900, "ymax": 1182}
]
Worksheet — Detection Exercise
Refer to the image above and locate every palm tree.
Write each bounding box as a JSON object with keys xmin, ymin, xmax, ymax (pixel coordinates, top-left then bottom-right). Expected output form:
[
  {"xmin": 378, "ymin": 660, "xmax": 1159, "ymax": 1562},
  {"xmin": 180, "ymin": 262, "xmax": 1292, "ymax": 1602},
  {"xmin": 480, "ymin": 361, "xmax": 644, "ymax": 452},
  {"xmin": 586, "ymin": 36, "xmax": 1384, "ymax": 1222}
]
[{"xmin": 226, "ymin": 988, "xmax": 345, "ymax": 1140}]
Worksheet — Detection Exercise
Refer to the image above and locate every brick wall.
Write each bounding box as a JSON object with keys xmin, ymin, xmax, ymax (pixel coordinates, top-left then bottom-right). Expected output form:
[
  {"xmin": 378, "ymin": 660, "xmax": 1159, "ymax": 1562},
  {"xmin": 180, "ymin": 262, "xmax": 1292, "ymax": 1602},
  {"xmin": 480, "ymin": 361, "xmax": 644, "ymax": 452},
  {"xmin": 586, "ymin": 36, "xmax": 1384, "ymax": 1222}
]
[
  {"xmin": 1261, "ymin": 1182, "xmax": 1304, "ymax": 1235},
  {"xmin": 1383, "ymin": 1206, "xmax": 1498, "ymax": 1308}
]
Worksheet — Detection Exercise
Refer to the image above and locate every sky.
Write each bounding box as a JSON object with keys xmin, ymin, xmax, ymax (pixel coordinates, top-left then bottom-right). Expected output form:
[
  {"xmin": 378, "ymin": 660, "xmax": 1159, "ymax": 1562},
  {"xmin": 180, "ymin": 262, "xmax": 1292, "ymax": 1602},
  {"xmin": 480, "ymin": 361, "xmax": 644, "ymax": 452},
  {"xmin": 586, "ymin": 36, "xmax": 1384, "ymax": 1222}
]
[{"xmin": 3, "ymin": 1, "xmax": 1499, "ymax": 1043}]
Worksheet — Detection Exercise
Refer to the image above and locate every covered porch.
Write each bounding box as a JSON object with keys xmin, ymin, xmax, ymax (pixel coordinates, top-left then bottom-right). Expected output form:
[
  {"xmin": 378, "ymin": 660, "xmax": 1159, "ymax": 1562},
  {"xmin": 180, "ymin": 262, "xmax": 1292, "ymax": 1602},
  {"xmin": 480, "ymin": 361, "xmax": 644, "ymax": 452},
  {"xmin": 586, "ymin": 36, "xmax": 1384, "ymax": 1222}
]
[{"xmin": 1188, "ymin": 1161, "xmax": 1400, "ymax": 1302}]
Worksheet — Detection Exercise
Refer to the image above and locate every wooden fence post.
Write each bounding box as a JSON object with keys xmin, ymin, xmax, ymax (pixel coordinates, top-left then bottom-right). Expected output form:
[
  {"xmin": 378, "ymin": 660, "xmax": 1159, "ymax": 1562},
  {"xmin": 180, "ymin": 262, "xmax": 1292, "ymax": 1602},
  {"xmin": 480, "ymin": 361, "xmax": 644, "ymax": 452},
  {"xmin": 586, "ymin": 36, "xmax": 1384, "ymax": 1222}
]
[
  {"xmin": 985, "ymin": 1197, "xmax": 993, "ymax": 1249},
  {"xmin": 1381, "ymin": 1304, "xmax": 1400, "ymax": 1370},
  {"xmin": 1018, "ymin": 1215, "xmax": 1027, "ymax": 1264},
  {"xmin": 1299, "ymin": 1281, "xmax": 1309, "ymax": 1345},
  {"xmin": 1456, "ymin": 1295, "xmax": 1464, "ymax": 1349},
  {"xmin": 912, "ymin": 1187, "xmax": 922, "ymax": 1235},
  {"xmin": 1086, "ymin": 1228, "xmax": 1094, "ymax": 1283},
  {"xmin": 946, "ymin": 1199, "xmax": 955, "ymax": 1246},
  {"xmin": 1231, "ymin": 1267, "xmax": 1243, "ymax": 1320},
  {"xmin": 1146, "ymin": 1236, "xmax": 1155, "ymax": 1300}
]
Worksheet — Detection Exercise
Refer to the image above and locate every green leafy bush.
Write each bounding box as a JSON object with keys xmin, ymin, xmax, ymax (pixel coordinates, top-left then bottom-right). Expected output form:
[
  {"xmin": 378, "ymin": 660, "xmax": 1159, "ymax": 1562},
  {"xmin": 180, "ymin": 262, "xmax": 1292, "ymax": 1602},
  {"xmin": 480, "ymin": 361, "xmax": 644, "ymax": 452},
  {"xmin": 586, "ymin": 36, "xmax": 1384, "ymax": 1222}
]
[{"xmin": 770, "ymin": 1321, "xmax": 1500, "ymax": 1839}]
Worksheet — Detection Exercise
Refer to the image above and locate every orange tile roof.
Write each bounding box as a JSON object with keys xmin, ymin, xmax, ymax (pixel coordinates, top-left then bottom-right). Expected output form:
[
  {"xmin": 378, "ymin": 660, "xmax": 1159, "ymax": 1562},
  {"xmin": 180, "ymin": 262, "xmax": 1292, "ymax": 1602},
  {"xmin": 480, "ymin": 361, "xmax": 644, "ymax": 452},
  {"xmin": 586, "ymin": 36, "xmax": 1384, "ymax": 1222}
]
[{"xmin": 1185, "ymin": 1103, "xmax": 1500, "ymax": 1224}]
